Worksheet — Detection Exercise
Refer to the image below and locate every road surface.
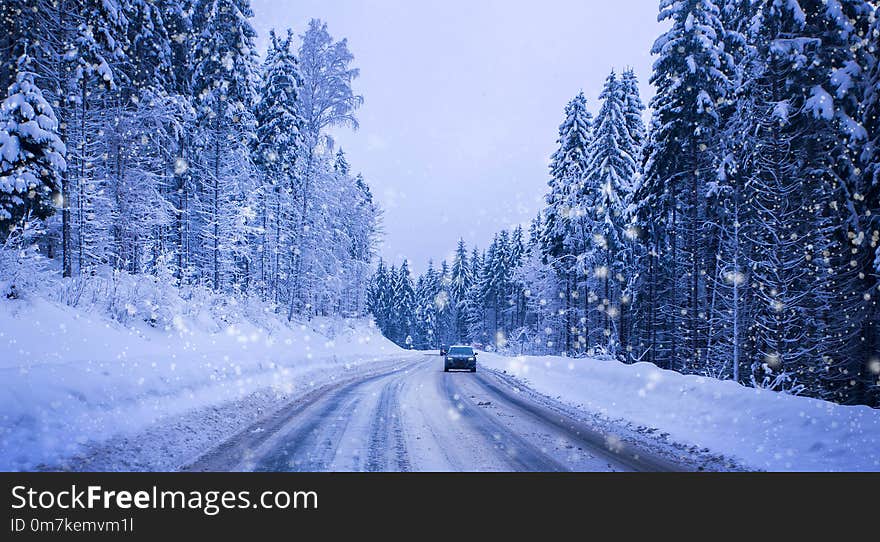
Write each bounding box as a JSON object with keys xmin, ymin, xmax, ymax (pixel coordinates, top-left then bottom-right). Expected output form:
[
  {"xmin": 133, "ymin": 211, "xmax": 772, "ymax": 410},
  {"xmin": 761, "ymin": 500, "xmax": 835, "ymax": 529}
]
[{"xmin": 185, "ymin": 354, "xmax": 686, "ymax": 472}]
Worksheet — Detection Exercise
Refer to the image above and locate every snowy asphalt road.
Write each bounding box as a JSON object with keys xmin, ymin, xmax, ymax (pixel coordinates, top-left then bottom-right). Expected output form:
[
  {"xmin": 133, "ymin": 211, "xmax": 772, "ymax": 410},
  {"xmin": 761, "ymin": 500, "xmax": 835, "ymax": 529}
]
[{"xmin": 185, "ymin": 354, "xmax": 685, "ymax": 472}]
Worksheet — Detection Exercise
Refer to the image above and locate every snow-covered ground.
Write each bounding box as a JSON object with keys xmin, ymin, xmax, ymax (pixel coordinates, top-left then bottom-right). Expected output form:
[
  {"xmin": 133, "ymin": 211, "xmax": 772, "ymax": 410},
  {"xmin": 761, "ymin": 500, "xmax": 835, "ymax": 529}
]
[
  {"xmin": 0, "ymin": 294, "xmax": 403, "ymax": 471},
  {"xmin": 3, "ymin": 287, "xmax": 878, "ymax": 472},
  {"xmin": 480, "ymin": 352, "xmax": 880, "ymax": 472}
]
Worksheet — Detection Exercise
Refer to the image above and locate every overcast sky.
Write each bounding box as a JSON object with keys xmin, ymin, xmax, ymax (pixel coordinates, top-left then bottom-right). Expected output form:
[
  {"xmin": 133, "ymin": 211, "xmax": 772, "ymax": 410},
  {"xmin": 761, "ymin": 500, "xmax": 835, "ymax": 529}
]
[{"xmin": 251, "ymin": 0, "xmax": 668, "ymax": 274}]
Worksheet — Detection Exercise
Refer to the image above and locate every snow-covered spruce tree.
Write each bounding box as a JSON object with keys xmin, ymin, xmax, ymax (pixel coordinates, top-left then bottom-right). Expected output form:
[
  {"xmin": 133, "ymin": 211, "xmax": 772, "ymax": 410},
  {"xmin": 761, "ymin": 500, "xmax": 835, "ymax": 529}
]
[
  {"xmin": 190, "ymin": 0, "xmax": 259, "ymax": 292},
  {"xmin": 478, "ymin": 231, "xmax": 515, "ymax": 349},
  {"xmin": 0, "ymin": 0, "xmax": 41, "ymax": 95},
  {"xmin": 464, "ymin": 246, "xmax": 486, "ymax": 344},
  {"xmin": 507, "ymin": 225, "xmax": 527, "ymax": 333},
  {"xmin": 435, "ymin": 260, "xmax": 456, "ymax": 346},
  {"xmin": 100, "ymin": 1, "xmax": 190, "ymax": 276},
  {"xmin": 0, "ymin": 2, "xmax": 17, "ymax": 94},
  {"xmin": 619, "ymin": 68, "xmax": 646, "ymax": 153},
  {"xmin": 703, "ymin": 0, "xmax": 756, "ymax": 383},
  {"xmin": 415, "ymin": 261, "xmax": 442, "ymax": 349},
  {"xmin": 544, "ymin": 93, "xmax": 591, "ymax": 260},
  {"xmin": 436, "ymin": 260, "xmax": 455, "ymax": 345},
  {"xmin": 314, "ymin": 150, "xmax": 380, "ymax": 317},
  {"xmin": 346, "ymin": 173, "xmax": 381, "ymax": 317},
  {"xmin": 616, "ymin": 68, "xmax": 646, "ymax": 359},
  {"xmin": 630, "ymin": 115, "xmax": 667, "ymax": 366},
  {"xmin": 512, "ymin": 237, "xmax": 564, "ymax": 354},
  {"xmin": 105, "ymin": 90, "xmax": 183, "ymax": 275},
  {"xmin": 740, "ymin": 0, "xmax": 874, "ymax": 399},
  {"xmin": 158, "ymin": 1, "xmax": 199, "ymax": 283},
  {"xmin": 367, "ymin": 259, "xmax": 394, "ymax": 338},
  {"xmin": 392, "ymin": 260, "xmax": 417, "ymax": 348},
  {"xmin": 860, "ymin": 5, "xmax": 880, "ymax": 405},
  {"xmin": 122, "ymin": 0, "xmax": 175, "ymax": 89},
  {"xmin": 0, "ymin": 51, "xmax": 66, "ymax": 239},
  {"xmin": 583, "ymin": 70, "xmax": 640, "ymax": 354},
  {"xmin": 254, "ymin": 28, "xmax": 306, "ymax": 304},
  {"xmin": 542, "ymin": 92, "xmax": 592, "ymax": 354},
  {"xmin": 641, "ymin": 0, "xmax": 734, "ymax": 371},
  {"xmin": 449, "ymin": 238, "xmax": 473, "ymax": 343},
  {"xmin": 802, "ymin": 0, "xmax": 876, "ymax": 404},
  {"xmin": 58, "ymin": 0, "xmax": 129, "ymax": 278},
  {"xmin": 865, "ymin": 6, "xmax": 880, "ymax": 195},
  {"xmin": 711, "ymin": 84, "xmax": 757, "ymax": 383},
  {"xmin": 473, "ymin": 235, "xmax": 498, "ymax": 345}
]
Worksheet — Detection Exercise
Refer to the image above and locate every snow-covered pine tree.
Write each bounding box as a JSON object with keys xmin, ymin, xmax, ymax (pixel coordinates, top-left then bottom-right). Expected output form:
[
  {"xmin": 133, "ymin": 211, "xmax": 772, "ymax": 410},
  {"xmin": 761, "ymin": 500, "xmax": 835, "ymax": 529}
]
[
  {"xmin": 478, "ymin": 232, "xmax": 514, "ymax": 348},
  {"xmin": 630, "ymin": 114, "xmax": 665, "ymax": 366},
  {"xmin": 318, "ymin": 151, "xmax": 380, "ymax": 317},
  {"xmin": 584, "ymin": 70, "xmax": 640, "ymax": 353},
  {"xmin": 543, "ymin": 92, "xmax": 592, "ymax": 354},
  {"xmin": 102, "ymin": 1, "xmax": 188, "ymax": 276},
  {"xmin": 367, "ymin": 259, "xmax": 394, "ymax": 337},
  {"xmin": 0, "ymin": 50, "xmax": 66, "ymax": 238},
  {"xmin": 474, "ymin": 235, "xmax": 498, "ymax": 344},
  {"xmin": 705, "ymin": 0, "xmax": 756, "ymax": 383},
  {"xmin": 122, "ymin": 0, "xmax": 175, "ymax": 89},
  {"xmin": 464, "ymin": 246, "xmax": 485, "ymax": 344},
  {"xmin": 384, "ymin": 263, "xmax": 400, "ymax": 339},
  {"xmin": 190, "ymin": 0, "xmax": 259, "ymax": 291},
  {"xmin": 711, "ymin": 88, "xmax": 756, "ymax": 383},
  {"xmin": 346, "ymin": 173, "xmax": 380, "ymax": 316},
  {"xmin": 866, "ymin": 6, "xmax": 880, "ymax": 194},
  {"xmin": 543, "ymin": 91, "xmax": 592, "ymax": 262},
  {"xmin": 449, "ymin": 238, "xmax": 473, "ymax": 342},
  {"xmin": 415, "ymin": 261, "xmax": 441, "ymax": 349},
  {"xmin": 58, "ymin": 0, "xmax": 129, "ymax": 278},
  {"xmin": 511, "ymin": 239, "xmax": 563, "ymax": 354},
  {"xmin": 158, "ymin": 2, "xmax": 200, "ymax": 281},
  {"xmin": 641, "ymin": 0, "xmax": 733, "ymax": 371},
  {"xmin": 619, "ymin": 68, "xmax": 646, "ymax": 152},
  {"xmin": 616, "ymin": 69, "xmax": 646, "ymax": 359},
  {"xmin": 435, "ymin": 259, "xmax": 456, "ymax": 345},
  {"xmin": 860, "ymin": 5, "xmax": 880, "ymax": 405},
  {"xmin": 254, "ymin": 28, "xmax": 306, "ymax": 304},
  {"xmin": 741, "ymin": 0, "xmax": 873, "ymax": 398},
  {"xmin": 794, "ymin": 0, "xmax": 875, "ymax": 404},
  {"xmin": 508, "ymin": 225, "xmax": 527, "ymax": 332},
  {"xmin": 0, "ymin": 0, "xmax": 38, "ymax": 95},
  {"xmin": 105, "ymin": 89, "xmax": 181, "ymax": 274},
  {"xmin": 392, "ymin": 259, "xmax": 417, "ymax": 348}
]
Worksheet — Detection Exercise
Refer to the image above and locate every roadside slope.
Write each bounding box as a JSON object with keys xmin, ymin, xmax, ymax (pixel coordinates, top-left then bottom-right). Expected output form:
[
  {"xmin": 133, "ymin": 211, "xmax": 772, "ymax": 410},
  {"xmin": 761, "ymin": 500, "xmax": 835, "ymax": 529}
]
[
  {"xmin": 0, "ymin": 295, "xmax": 404, "ymax": 471},
  {"xmin": 479, "ymin": 352, "xmax": 880, "ymax": 472}
]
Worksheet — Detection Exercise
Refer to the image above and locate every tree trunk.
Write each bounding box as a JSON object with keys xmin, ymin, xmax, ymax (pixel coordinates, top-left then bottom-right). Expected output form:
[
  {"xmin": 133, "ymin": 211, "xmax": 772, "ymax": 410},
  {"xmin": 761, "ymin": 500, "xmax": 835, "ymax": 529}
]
[{"xmin": 212, "ymin": 108, "xmax": 221, "ymax": 291}]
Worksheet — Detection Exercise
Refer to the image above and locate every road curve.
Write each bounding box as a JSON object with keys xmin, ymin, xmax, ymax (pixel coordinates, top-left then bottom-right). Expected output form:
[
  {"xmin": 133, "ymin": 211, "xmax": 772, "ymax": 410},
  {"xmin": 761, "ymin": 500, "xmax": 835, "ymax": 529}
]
[{"xmin": 184, "ymin": 354, "xmax": 687, "ymax": 472}]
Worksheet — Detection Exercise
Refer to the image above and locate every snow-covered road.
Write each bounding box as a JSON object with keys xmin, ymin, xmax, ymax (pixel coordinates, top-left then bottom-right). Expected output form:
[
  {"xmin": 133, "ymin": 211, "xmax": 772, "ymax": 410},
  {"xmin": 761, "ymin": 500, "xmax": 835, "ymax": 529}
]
[{"xmin": 185, "ymin": 354, "xmax": 698, "ymax": 472}]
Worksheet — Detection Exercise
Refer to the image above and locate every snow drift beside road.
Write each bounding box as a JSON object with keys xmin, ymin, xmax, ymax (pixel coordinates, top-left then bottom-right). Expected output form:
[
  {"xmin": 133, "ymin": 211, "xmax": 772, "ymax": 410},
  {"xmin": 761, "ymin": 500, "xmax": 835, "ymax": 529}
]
[
  {"xmin": 0, "ymin": 295, "xmax": 403, "ymax": 471},
  {"xmin": 480, "ymin": 353, "xmax": 880, "ymax": 472}
]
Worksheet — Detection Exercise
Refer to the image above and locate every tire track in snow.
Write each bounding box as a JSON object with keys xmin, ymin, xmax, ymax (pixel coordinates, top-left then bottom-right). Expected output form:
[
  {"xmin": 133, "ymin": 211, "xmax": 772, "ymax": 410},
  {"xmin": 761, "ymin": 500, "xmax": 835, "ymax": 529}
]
[
  {"xmin": 439, "ymin": 370, "xmax": 569, "ymax": 472},
  {"xmin": 365, "ymin": 375, "xmax": 410, "ymax": 472}
]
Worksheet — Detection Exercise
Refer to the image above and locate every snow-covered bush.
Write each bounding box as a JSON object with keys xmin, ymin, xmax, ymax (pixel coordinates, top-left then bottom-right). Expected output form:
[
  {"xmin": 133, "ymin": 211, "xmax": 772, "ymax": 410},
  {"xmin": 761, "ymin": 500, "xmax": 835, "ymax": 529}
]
[{"xmin": 0, "ymin": 225, "xmax": 53, "ymax": 300}]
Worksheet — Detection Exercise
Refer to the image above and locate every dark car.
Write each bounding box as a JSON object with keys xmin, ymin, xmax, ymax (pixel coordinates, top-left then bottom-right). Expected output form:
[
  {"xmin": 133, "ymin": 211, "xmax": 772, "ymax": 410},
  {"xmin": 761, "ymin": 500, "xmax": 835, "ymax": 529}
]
[
  {"xmin": 444, "ymin": 345, "xmax": 477, "ymax": 373},
  {"xmin": 440, "ymin": 344, "xmax": 449, "ymax": 356}
]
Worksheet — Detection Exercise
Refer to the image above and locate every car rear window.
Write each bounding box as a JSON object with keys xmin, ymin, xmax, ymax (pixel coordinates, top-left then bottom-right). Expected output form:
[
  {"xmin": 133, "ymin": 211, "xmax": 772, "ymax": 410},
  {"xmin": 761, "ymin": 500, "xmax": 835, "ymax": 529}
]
[{"xmin": 448, "ymin": 347, "xmax": 473, "ymax": 356}]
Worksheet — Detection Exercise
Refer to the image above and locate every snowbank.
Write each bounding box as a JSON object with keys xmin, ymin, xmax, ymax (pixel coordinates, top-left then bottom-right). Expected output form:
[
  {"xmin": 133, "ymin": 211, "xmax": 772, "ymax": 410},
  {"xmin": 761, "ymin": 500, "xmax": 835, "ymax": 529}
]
[
  {"xmin": 480, "ymin": 353, "xmax": 880, "ymax": 472},
  {"xmin": 0, "ymin": 295, "xmax": 403, "ymax": 471}
]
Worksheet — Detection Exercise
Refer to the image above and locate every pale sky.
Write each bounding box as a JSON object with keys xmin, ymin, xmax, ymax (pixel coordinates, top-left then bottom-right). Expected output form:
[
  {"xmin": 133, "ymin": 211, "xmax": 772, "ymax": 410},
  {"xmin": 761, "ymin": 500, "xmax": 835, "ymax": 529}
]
[{"xmin": 251, "ymin": 0, "xmax": 668, "ymax": 273}]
